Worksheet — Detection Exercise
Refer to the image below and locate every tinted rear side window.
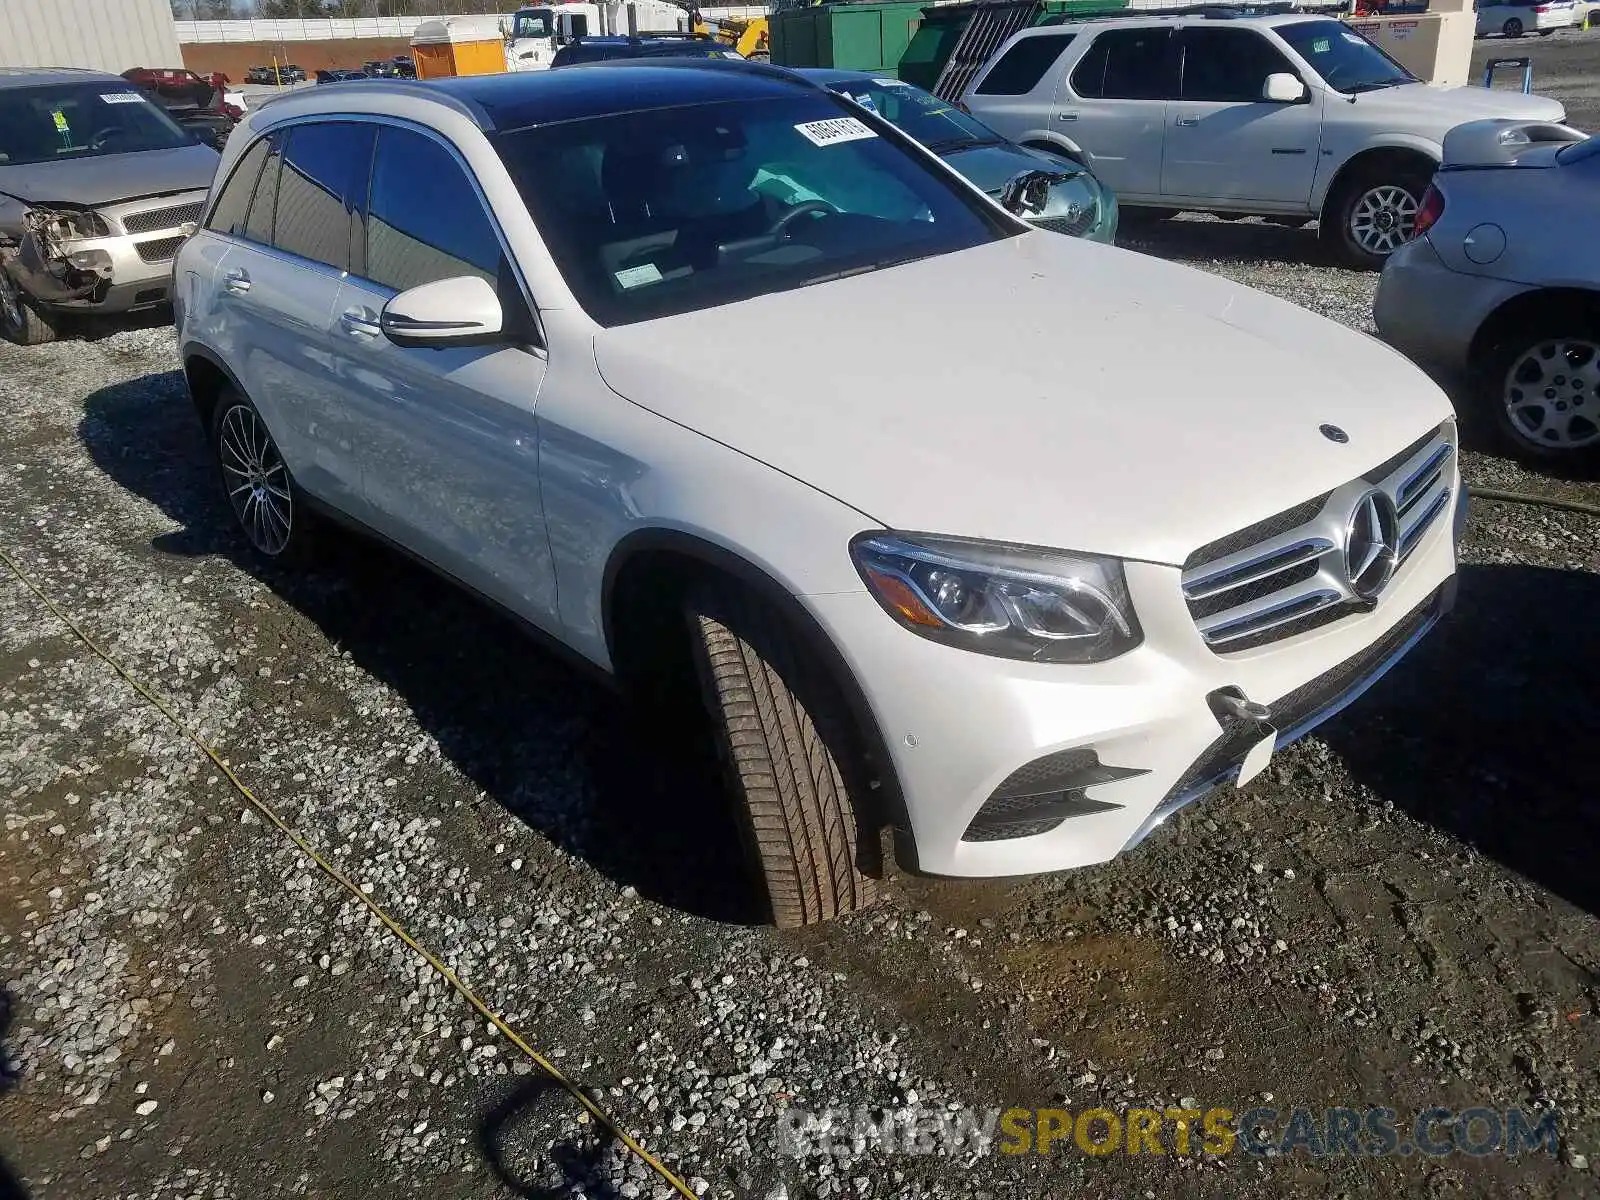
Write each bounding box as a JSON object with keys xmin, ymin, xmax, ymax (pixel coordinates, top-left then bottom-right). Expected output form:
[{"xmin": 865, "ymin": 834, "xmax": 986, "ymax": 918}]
[
  {"xmin": 975, "ymin": 33, "xmax": 1076, "ymax": 96},
  {"xmin": 207, "ymin": 135, "xmax": 269, "ymax": 236},
  {"xmin": 244, "ymin": 131, "xmax": 284, "ymax": 245},
  {"xmin": 365, "ymin": 126, "xmax": 501, "ymax": 292},
  {"xmin": 272, "ymin": 121, "xmax": 375, "ymax": 271},
  {"xmin": 1073, "ymin": 28, "xmax": 1175, "ymax": 100}
]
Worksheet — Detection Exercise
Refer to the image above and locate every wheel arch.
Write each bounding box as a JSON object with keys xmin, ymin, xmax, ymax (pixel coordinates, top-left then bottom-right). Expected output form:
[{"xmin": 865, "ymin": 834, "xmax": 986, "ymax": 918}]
[
  {"xmin": 1316, "ymin": 141, "xmax": 1439, "ymax": 216},
  {"xmin": 181, "ymin": 341, "xmax": 248, "ymax": 434},
  {"xmin": 1018, "ymin": 133, "xmax": 1087, "ymax": 164},
  {"xmin": 1467, "ymin": 286, "xmax": 1600, "ymax": 369},
  {"xmin": 601, "ymin": 527, "xmax": 908, "ymax": 834}
]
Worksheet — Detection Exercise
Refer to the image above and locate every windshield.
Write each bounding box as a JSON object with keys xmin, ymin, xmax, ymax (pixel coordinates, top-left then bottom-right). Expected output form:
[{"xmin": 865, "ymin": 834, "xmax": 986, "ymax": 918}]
[
  {"xmin": 512, "ymin": 8, "xmax": 554, "ymax": 38},
  {"xmin": 824, "ymin": 77, "xmax": 1000, "ymax": 152},
  {"xmin": 1278, "ymin": 20, "xmax": 1415, "ymax": 93},
  {"xmin": 493, "ymin": 93, "xmax": 1013, "ymax": 326},
  {"xmin": 0, "ymin": 83, "xmax": 193, "ymax": 167}
]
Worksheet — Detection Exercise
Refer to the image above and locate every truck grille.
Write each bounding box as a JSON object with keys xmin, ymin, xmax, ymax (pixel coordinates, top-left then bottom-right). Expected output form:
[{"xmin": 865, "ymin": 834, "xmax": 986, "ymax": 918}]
[
  {"xmin": 122, "ymin": 201, "xmax": 204, "ymax": 234},
  {"xmin": 135, "ymin": 236, "xmax": 186, "ymax": 264},
  {"xmin": 1180, "ymin": 426, "xmax": 1454, "ymax": 654}
]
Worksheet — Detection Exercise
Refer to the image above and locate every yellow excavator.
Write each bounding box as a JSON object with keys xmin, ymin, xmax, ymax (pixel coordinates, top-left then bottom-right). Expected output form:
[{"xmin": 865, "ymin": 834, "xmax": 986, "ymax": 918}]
[{"xmin": 687, "ymin": 8, "xmax": 771, "ymax": 59}]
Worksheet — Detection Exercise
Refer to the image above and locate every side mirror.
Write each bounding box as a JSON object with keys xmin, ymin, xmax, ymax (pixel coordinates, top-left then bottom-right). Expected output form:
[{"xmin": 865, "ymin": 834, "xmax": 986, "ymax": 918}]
[
  {"xmin": 380, "ymin": 275, "xmax": 504, "ymax": 349},
  {"xmin": 1263, "ymin": 73, "xmax": 1307, "ymax": 103}
]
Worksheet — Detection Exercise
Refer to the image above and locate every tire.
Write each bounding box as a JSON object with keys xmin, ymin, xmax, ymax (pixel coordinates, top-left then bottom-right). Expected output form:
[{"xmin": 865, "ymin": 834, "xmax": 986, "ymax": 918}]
[
  {"xmin": 0, "ymin": 270, "xmax": 60, "ymax": 346},
  {"xmin": 1319, "ymin": 163, "xmax": 1430, "ymax": 270},
  {"xmin": 1482, "ymin": 322, "xmax": 1600, "ymax": 461},
  {"xmin": 210, "ymin": 387, "xmax": 317, "ymax": 563},
  {"xmin": 1503, "ymin": 17, "xmax": 1524, "ymax": 35},
  {"xmin": 685, "ymin": 587, "xmax": 876, "ymax": 928}
]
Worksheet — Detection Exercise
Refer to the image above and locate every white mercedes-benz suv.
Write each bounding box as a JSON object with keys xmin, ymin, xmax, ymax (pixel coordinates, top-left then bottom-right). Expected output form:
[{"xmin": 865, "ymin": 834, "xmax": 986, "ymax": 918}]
[{"xmin": 173, "ymin": 62, "xmax": 1461, "ymax": 926}]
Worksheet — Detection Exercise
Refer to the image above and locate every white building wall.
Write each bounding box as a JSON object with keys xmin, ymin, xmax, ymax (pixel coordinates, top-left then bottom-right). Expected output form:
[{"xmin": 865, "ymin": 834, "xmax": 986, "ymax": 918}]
[{"xmin": 0, "ymin": 0, "xmax": 184, "ymax": 72}]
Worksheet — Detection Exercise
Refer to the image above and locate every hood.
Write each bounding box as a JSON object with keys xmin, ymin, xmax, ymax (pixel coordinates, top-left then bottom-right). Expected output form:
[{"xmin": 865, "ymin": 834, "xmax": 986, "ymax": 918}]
[
  {"xmin": 592, "ymin": 235, "xmax": 1453, "ymax": 566},
  {"xmin": 0, "ymin": 143, "xmax": 219, "ymax": 208},
  {"xmin": 940, "ymin": 142, "xmax": 1088, "ymax": 196},
  {"xmin": 1356, "ymin": 82, "xmax": 1566, "ymax": 129}
]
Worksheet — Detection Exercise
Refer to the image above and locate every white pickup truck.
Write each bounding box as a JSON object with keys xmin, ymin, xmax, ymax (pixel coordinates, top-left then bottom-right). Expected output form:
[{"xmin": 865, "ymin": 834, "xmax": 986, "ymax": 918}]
[{"xmin": 961, "ymin": 12, "xmax": 1567, "ymax": 266}]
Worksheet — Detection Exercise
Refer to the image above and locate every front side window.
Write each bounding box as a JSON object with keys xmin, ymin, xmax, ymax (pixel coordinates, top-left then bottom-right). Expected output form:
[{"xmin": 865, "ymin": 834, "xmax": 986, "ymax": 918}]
[
  {"xmin": 365, "ymin": 126, "xmax": 502, "ymax": 293},
  {"xmin": 1179, "ymin": 28, "xmax": 1297, "ymax": 102},
  {"xmin": 827, "ymin": 78, "xmax": 1001, "ymax": 152},
  {"xmin": 492, "ymin": 93, "xmax": 1013, "ymax": 326},
  {"xmin": 0, "ymin": 83, "xmax": 192, "ymax": 167},
  {"xmin": 1072, "ymin": 29, "xmax": 1176, "ymax": 101},
  {"xmin": 512, "ymin": 8, "xmax": 553, "ymax": 38},
  {"xmin": 975, "ymin": 34, "xmax": 1077, "ymax": 97},
  {"xmin": 272, "ymin": 121, "xmax": 375, "ymax": 271},
  {"xmin": 1276, "ymin": 20, "xmax": 1414, "ymax": 93}
]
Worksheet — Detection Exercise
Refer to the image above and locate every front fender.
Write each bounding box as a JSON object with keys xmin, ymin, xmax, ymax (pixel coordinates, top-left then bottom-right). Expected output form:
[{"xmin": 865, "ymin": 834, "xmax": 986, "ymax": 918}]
[{"xmin": 1314, "ymin": 135, "xmax": 1443, "ymax": 211}]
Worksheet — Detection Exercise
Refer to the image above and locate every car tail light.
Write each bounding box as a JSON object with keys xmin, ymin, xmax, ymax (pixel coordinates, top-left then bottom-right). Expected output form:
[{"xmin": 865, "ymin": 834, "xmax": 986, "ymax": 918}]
[{"xmin": 1414, "ymin": 183, "xmax": 1444, "ymax": 237}]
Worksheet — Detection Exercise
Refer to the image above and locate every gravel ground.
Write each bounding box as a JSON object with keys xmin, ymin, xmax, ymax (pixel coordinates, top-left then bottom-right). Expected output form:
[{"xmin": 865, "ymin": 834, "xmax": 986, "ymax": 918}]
[{"xmin": 2, "ymin": 34, "xmax": 1599, "ymax": 1200}]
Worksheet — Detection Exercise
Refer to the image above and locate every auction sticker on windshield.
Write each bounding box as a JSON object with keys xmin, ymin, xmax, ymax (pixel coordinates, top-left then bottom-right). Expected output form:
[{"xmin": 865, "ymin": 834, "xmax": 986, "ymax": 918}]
[
  {"xmin": 794, "ymin": 117, "xmax": 877, "ymax": 148},
  {"xmin": 101, "ymin": 92, "xmax": 147, "ymax": 104}
]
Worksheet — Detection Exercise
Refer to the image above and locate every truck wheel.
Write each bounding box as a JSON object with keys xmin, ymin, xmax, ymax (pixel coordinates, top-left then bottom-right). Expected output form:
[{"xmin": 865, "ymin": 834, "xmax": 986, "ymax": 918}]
[
  {"xmin": 211, "ymin": 387, "xmax": 318, "ymax": 563},
  {"xmin": 1503, "ymin": 17, "xmax": 1524, "ymax": 35},
  {"xmin": 1320, "ymin": 164, "xmax": 1430, "ymax": 269},
  {"xmin": 1483, "ymin": 322, "xmax": 1600, "ymax": 461},
  {"xmin": 0, "ymin": 271, "xmax": 59, "ymax": 346},
  {"xmin": 685, "ymin": 587, "xmax": 876, "ymax": 928}
]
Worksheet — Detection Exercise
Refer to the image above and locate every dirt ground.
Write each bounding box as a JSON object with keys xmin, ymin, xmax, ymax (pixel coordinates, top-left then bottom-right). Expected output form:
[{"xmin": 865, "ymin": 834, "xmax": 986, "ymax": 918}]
[{"xmin": 1, "ymin": 28, "xmax": 1598, "ymax": 1200}]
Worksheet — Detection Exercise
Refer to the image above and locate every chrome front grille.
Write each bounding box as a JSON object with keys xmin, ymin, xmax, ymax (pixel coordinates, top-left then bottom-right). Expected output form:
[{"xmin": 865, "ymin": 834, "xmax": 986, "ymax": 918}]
[
  {"xmin": 1181, "ymin": 426, "xmax": 1455, "ymax": 653},
  {"xmin": 122, "ymin": 201, "xmax": 204, "ymax": 234}
]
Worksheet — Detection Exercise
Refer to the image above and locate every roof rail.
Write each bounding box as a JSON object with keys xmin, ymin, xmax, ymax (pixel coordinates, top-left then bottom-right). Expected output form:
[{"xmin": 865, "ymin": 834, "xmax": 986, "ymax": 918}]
[
  {"xmin": 255, "ymin": 77, "xmax": 494, "ymax": 131},
  {"xmin": 1037, "ymin": 0, "xmax": 1349, "ymax": 22}
]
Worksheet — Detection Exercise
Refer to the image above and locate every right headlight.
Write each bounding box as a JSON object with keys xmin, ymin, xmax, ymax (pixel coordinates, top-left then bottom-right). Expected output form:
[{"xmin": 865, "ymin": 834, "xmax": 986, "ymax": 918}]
[{"xmin": 850, "ymin": 532, "xmax": 1142, "ymax": 664}]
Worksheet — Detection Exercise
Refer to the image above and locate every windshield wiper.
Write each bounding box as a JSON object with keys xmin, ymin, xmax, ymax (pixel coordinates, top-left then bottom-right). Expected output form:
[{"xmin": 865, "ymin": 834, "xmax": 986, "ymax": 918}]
[
  {"xmin": 1343, "ymin": 79, "xmax": 1409, "ymax": 94},
  {"xmin": 925, "ymin": 135, "xmax": 1002, "ymax": 153},
  {"xmin": 799, "ymin": 252, "xmax": 929, "ymax": 289}
]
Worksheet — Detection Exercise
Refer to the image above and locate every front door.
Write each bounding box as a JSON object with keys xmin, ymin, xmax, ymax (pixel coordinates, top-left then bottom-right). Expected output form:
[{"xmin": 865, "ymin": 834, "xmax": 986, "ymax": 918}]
[
  {"xmin": 1162, "ymin": 26, "xmax": 1322, "ymax": 206},
  {"xmin": 330, "ymin": 123, "xmax": 559, "ymax": 632}
]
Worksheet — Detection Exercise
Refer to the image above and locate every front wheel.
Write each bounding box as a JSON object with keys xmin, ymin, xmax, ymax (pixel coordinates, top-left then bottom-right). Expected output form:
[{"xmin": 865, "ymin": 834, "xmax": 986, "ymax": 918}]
[
  {"xmin": 1320, "ymin": 167, "xmax": 1429, "ymax": 269},
  {"xmin": 685, "ymin": 588, "xmax": 876, "ymax": 928},
  {"xmin": 1483, "ymin": 326, "xmax": 1600, "ymax": 461},
  {"xmin": 0, "ymin": 270, "xmax": 59, "ymax": 346}
]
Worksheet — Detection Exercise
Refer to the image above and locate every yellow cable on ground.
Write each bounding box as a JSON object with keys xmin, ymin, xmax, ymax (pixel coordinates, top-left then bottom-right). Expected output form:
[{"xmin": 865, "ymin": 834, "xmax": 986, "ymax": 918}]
[{"xmin": 0, "ymin": 543, "xmax": 700, "ymax": 1200}]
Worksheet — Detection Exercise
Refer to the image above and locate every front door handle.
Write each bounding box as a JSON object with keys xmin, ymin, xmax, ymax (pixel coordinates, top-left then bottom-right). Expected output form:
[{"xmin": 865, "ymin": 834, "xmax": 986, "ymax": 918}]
[
  {"xmin": 222, "ymin": 267, "xmax": 251, "ymax": 295},
  {"xmin": 1057, "ymin": 111, "xmax": 1078, "ymax": 121},
  {"xmin": 1175, "ymin": 117, "xmax": 1199, "ymax": 127},
  {"xmin": 340, "ymin": 308, "xmax": 382, "ymax": 338}
]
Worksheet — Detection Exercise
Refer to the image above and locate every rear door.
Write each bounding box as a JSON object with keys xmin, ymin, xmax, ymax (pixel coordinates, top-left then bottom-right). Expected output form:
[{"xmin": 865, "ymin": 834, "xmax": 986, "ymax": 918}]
[
  {"xmin": 1162, "ymin": 26, "xmax": 1321, "ymax": 206},
  {"xmin": 330, "ymin": 123, "xmax": 558, "ymax": 631},
  {"xmin": 216, "ymin": 121, "xmax": 376, "ymax": 520},
  {"xmin": 1058, "ymin": 27, "xmax": 1177, "ymax": 200}
]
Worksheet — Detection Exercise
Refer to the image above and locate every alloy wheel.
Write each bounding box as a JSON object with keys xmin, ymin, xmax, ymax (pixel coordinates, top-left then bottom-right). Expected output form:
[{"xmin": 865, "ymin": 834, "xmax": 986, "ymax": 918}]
[
  {"xmin": 1349, "ymin": 184, "xmax": 1419, "ymax": 257},
  {"xmin": 1502, "ymin": 338, "xmax": 1600, "ymax": 452},
  {"xmin": 217, "ymin": 405, "xmax": 294, "ymax": 555}
]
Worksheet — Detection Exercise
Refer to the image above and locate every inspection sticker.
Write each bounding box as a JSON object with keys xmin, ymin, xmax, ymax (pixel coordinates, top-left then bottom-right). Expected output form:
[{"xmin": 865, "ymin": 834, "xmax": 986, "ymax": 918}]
[
  {"xmin": 51, "ymin": 110, "xmax": 70, "ymax": 132},
  {"xmin": 793, "ymin": 117, "xmax": 877, "ymax": 147},
  {"xmin": 101, "ymin": 91, "xmax": 147, "ymax": 104},
  {"xmin": 614, "ymin": 263, "xmax": 663, "ymax": 290}
]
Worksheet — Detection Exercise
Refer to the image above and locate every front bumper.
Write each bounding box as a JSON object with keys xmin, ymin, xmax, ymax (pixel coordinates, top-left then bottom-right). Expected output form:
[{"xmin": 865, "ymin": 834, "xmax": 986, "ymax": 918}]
[
  {"xmin": 21, "ymin": 190, "xmax": 208, "ymax": 316},
  {"xmin": 1373, "ymin": 236, "xmax": 1528, "ymax": 379},
  {"xmin": 804, "ymin": 468, "xmax": 1460, "ymax": 878}
]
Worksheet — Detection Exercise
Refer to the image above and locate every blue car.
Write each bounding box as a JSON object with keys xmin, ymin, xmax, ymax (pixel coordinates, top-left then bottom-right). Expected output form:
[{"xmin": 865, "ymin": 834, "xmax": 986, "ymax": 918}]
[{"xmin": 796, "ymin": 68, "xmax": 1117, "ymax": 242}]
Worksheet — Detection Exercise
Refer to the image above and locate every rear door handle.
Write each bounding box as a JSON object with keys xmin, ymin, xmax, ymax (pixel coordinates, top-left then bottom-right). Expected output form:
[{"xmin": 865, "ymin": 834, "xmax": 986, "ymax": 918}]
[
  {"xmin": 1057, "ymin": 111, "xmax": 1078, "ymax": 121},
  {"xmin": 1175, "ymin": 117, "xmax": 1199, "ymax": 127},
  {"xmin": 222, "ymin": 267, "xmax": 250, "ymax": 295},
  {"xmin": 340, "ymin": 308, "xmax": 382, "ymax": 339}
]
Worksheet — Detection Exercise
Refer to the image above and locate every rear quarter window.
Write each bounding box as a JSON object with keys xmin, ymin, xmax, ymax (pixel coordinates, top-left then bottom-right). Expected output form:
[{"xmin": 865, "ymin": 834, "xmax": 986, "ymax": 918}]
[{"xmin": 975, "ymin": 33, "xmax": 1077, "ymax": 96}]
